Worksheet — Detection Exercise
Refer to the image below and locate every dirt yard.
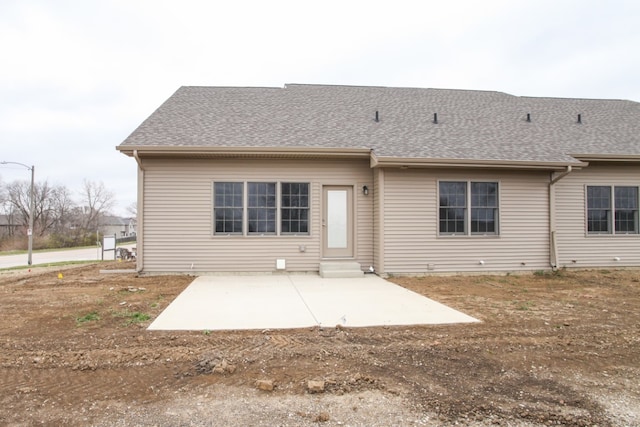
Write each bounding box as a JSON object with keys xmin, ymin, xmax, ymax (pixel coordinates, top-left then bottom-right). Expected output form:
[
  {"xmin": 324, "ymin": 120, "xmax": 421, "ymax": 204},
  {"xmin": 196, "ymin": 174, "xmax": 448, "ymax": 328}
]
[{"xmin": 0, "ymin": 263, "xmax": 638, "ymax": 426}]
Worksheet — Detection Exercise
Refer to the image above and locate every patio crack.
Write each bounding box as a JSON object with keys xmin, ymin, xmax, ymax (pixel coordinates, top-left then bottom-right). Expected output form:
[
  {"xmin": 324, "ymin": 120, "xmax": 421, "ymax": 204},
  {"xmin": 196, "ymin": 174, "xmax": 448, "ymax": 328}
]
[{"xmin": 287, "ymin": 276, "xmax": 320, "ymax": 326}]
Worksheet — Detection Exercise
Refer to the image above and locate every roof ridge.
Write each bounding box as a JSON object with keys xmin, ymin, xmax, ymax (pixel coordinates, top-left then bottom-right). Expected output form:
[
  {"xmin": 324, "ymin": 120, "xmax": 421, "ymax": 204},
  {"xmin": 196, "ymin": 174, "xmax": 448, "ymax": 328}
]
[
  {"xmin": 518, "ymin": 95, "xmax": 633, "ymax": 102},
  {"xmin": 283, "ymin": 83, "xmax": 508, "ymax": 95},
  {"xmin": 180, "ymin": 85, "xmax": 282, "ymax": 90}
]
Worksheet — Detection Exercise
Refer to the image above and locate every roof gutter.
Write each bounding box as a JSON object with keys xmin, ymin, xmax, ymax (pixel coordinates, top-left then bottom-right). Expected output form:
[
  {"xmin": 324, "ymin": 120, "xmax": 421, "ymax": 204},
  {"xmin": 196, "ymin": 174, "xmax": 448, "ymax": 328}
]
[
  {"xmin": 570, "ymin": 153, "xmax": 640, "ymax": 162},
  {"xmin": 549, "ymin": 165, "xmax": 572, "ymax": 185},
  {"xmin": 117, "ymin": 145, "xmax": 372, "ymax": 158}
]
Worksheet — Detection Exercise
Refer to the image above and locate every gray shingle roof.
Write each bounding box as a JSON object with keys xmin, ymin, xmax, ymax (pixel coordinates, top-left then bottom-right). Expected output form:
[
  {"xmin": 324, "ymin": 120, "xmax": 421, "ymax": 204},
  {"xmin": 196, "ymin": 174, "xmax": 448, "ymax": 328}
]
[{"xmin": 119, "ymin": 84, "xmax": 640, "ymax": 165}]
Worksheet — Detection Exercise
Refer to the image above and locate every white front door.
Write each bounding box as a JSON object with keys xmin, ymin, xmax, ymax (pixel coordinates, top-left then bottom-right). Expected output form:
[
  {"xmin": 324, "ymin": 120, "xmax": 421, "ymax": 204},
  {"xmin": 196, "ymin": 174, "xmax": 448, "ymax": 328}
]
[{"xmin": 322, "ymin": 186, "xmax": 353, "ymax": 258}]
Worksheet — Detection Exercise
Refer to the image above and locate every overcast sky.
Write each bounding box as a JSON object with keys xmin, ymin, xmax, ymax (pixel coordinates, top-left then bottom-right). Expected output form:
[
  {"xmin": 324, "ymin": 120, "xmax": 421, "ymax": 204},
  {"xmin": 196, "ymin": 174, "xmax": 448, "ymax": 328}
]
[{"xmin": 1, "ymin": 0, "xmax": 639, "ymax": 215}]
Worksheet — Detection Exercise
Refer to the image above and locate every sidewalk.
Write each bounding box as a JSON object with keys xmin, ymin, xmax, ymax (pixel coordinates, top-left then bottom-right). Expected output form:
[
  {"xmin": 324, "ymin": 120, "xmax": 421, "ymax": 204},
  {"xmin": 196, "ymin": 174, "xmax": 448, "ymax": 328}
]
[{"xmin": 0, "ymin": 244, "xmax": 136, "ymax": 269}]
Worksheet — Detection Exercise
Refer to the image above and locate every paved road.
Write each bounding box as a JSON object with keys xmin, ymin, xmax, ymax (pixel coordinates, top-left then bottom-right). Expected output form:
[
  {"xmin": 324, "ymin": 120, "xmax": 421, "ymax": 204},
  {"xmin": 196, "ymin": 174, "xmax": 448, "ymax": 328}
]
[{"xmin": 0, "ymin": 245, "xmax": 135, "ymax": 269}]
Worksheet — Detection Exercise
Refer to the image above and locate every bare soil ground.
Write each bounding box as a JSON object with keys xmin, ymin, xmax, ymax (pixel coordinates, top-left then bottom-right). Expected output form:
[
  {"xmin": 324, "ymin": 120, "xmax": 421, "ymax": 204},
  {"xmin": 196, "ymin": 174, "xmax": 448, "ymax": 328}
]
[{"xmin": 0, "ymin": 263, "xmax": 638, "ymax": 426}]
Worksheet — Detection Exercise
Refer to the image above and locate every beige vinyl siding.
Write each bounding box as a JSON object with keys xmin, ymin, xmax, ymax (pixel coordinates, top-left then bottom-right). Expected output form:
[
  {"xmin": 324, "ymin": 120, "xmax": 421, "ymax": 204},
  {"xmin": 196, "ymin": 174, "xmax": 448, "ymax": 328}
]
[
  {"xmin": 381, "ymin": 168, "xmax": 550, "ymax": 274},
  {"xmin": 372, "ymin": 168, "xmax": 384, "ymax": 273},
  {"xmin": 555, "ymin": 163, "xmax": 640, "ymax": 268},
  {"xmin": 141, "ymin": 158, "xmax": 373, "ymax": 273},
  {"xmin": 356, "ymin": 177, "xmax": 374, "ymax": 269}
]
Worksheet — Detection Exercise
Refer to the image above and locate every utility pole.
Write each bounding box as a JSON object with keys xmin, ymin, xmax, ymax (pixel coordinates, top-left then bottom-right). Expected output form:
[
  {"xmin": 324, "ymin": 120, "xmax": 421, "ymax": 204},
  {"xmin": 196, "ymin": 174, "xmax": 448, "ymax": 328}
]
[{"xmin": 28, "ymin": 164, "xmax": 34, "ymax": 265}]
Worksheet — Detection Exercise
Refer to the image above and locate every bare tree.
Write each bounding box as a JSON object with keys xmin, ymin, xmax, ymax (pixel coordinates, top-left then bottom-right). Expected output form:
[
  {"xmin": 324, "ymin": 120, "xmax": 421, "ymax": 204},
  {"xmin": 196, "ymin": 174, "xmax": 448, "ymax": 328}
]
[
  {"xmin": 5, "ymin": 180, "xmax": 32, "ymax": 232},
  {"xmin": 5, "ymin": 180, "xmax": 74, "ymax": 237},
  {"xmin": 0, "ymin": 178, "xmax": 17, "ymax": 239},
  {"xmin": 0, "ymin": 176, "xmax": 5, "ymax": 205},
  {"xmin": 77, "ymin": 179, "xmax": 115, "ymax": 233},
  {"xmin": 49, "ymin": 185, "xmax": 75, "ymax": 234},
  {"xmin": 125, "ymin": 201, "xmax": 137, "ymax": 218},
  {"xmin": 1, "ymin": 177, "xmax": 118, "ymax": 249}
]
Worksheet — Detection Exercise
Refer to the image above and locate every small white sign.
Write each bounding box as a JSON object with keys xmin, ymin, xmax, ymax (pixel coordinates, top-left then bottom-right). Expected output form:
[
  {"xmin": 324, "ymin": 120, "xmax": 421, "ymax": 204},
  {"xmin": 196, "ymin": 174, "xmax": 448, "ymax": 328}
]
[
  {"xmin": 27, "ymin": 229, "xmax": 32, "ymax": 236},
  {"xmin": 103, "ymin": 235, "xmax": 116, "ymax": 251}
]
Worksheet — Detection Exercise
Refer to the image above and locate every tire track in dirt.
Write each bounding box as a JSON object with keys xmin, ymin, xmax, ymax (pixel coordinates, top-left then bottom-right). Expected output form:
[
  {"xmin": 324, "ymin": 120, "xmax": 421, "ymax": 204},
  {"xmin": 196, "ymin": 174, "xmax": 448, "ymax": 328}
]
[
  {"xmin": 191, "ymin": 333, "xmax": 314, "ymax": 359},
  {"xmin": 1, "ymin": 365, "xmax": 184, "ymax": 408}
]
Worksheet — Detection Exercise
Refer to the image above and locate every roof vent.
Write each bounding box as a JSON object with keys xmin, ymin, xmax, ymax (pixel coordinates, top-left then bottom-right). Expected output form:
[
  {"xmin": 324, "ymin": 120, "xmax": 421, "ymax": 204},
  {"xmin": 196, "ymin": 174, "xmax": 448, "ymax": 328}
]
[
  {"xmin": 577, "ymin": 114, "xmax": 582, "ymax": 124},
  {"xmin": 526, "ymin": 113, "xmax": 531, "ymax": 122},
  {"xmin": 375, "ymin": 110, "xmax": 380, "ymax": 122},
  {"xmin": 433, "ymin": 113, "xmax": 438, "ymax": 124}
]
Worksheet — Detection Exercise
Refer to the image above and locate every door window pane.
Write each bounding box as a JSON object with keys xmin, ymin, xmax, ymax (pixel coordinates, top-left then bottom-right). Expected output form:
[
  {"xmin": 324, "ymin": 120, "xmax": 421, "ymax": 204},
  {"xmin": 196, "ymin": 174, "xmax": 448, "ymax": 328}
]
[{"xmin": 327, "ymin": 190, "xmax": 347, "ymax": 248}]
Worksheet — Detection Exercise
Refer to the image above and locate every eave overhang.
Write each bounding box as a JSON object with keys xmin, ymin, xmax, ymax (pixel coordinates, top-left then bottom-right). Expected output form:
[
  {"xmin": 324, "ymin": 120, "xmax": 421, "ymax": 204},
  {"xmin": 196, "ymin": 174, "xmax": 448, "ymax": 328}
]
[
  {"xmin": 369, "ymin": 152, "xmax": 588, "ymax": 171},
  {"xmin": 117, "ymin": 145, "xmax": 594, "ymax": 170}
]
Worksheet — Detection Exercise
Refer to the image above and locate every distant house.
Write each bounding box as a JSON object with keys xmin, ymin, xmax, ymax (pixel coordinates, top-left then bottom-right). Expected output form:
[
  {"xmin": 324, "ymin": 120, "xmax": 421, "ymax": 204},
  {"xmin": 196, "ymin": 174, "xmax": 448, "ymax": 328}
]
[
  {"xmin": 99, "ymin": 216, "xmax": 136, "ymax": 238},
  {"xmin": 0, "ymin": 214, "xmax": 19, "ymax": 238},
  {"xmin": 117, "ymin": 84, "xmax": 640, "ymax": 275}
]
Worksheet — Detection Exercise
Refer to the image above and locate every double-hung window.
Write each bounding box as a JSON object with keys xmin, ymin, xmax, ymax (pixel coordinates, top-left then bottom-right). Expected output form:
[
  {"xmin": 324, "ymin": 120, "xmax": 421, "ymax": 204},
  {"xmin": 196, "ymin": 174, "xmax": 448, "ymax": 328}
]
[
  {"xmin": 248, "ymin": 182, "xmax": 276, "ymax": 234},
  {"xmin": 439, "ymin": 181, "xmax": 499, "ymax": 236},
  {"xmin": 439, "ymin": 182, "xmax": 467, "ymax": 234},
  {"xmin": 214, "ymin": 182, "xmax": 243, "ymax": 234},
  {"xmin": 214, "ymin": 181, "xmax": 310, "ymax": 235},
  {"xmin": 587, "ymin": 185, "xmax": 639, "ymax": 234},
  {"xmin": 281, "ymin": 183, "xmax": 309, "ymax": 234}
]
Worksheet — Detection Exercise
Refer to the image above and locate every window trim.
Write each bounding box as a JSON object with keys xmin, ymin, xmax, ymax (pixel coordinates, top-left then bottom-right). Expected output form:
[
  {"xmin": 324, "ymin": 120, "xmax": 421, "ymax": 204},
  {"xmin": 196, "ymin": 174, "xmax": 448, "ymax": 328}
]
[
  {"xmin": 213, "ymin": 181, "xmax": 244, "ymax": 235},
  {"xmin": 213, "ymin": 181, "xmax": 311, "ymax": 237},
  {"xmin": 438, "ymin": 180, "xmax": 500, "ymax": 237},
  {"xmin": 280, "ymin": 182, "xmax": 310, "ymax": 235},
  {"xmin": 247, "ymin": 182, "xmax": 277, "ymax": 235},
  {"xmin": 586, "ymin": 185, "xmax": 639, "ymax": 236}
]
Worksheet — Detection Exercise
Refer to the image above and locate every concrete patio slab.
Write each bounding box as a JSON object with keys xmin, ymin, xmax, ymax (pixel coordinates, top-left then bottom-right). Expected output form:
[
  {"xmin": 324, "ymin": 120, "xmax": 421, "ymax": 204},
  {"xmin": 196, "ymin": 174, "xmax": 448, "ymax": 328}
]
[{"xmin": 148, "ymin": 274, "xmax": 479, "ymax": 331}]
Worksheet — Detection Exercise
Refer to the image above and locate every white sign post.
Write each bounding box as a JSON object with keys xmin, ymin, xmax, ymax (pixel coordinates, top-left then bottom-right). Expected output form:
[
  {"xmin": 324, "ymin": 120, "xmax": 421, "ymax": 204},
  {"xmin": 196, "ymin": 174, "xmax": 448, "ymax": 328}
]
[{"xmin": 102, "ymin": 234, "xmax": 117, "ymax": 260}]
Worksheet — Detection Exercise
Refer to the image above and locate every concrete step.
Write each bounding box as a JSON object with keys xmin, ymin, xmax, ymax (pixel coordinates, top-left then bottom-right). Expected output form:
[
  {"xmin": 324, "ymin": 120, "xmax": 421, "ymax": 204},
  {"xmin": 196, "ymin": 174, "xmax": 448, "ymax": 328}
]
[{"xmin": 319, "ymin": 261, "xmax": 364, "ymax": 278}]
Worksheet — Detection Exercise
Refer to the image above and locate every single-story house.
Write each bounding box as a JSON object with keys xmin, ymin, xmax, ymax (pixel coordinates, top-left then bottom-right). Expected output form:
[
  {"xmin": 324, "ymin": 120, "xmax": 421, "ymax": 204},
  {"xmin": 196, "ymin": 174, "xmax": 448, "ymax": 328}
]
[{"xmin": 117, "ymin": 84, "xmax": 640, "ymax": 275}]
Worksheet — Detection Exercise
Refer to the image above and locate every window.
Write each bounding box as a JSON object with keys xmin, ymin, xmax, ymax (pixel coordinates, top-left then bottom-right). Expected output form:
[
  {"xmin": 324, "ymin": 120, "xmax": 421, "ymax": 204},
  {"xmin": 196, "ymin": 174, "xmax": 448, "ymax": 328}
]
[
  {"xmin": 587, "ymin": 185, "xmax": 638, "ymax": 234},
  {"xmin": 281, "ymin": 183, "xmax": 309, "ymax": 234},
  {"xmin": 439, "ymin": 181, "xmax": 499, "ymax": 236},
  {"xmin": 615, "ymin": 187, "xmax": 639, "ymax": 233},
  {"xmin": 248, "ymin": 182, "xmax": 276, "ymax": 234},
  {"xmin": 213, "ymin": 181, "xmax": 310, "ymax": 236},
  {"xmin": 214, "ymin": 182, "xmax": 243, "ymax": 234},
  {"xmin": 586, "ymin": 186, "xmax": 611, "ymax": 233},
  {"xmin": 439, "ymin": 182, "xmax": 466, "ymax": 234}
]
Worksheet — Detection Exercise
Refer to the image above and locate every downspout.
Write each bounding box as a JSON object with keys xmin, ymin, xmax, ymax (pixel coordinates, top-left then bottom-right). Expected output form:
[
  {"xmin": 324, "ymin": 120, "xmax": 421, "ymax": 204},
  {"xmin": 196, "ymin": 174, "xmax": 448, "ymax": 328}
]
[
  {"xmin": 133, "ymin": 150, "xmax": 145, "ymax": 273},
  {"xmin": 549, "ymin": 165, "xmax": 572, "ymax": 270}
]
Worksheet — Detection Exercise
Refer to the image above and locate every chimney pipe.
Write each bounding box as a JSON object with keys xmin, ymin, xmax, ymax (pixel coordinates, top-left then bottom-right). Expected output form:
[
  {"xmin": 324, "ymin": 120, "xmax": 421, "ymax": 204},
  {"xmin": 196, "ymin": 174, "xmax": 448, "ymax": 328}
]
[
  {"xmin": 433, "ymin": 113, "xmax": 438, "ymax": 124},
  {"xmin": 577, "ymin": 114, "xmax": 582, "ymax": 124},
  {"xmin": 526, "ymin": 113, "xmax": 531, "ymax": 122},
  {"xmin": 375, "ymin": 110, "xmax": 379, "ymax": 122}
]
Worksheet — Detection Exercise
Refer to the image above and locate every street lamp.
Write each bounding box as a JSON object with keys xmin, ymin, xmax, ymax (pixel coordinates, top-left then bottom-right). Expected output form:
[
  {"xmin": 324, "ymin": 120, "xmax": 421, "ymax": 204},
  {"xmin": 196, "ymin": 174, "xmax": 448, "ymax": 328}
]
[{"xmin": 0, "ymin": 161, "xmax": 35, "ymax": 265}]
